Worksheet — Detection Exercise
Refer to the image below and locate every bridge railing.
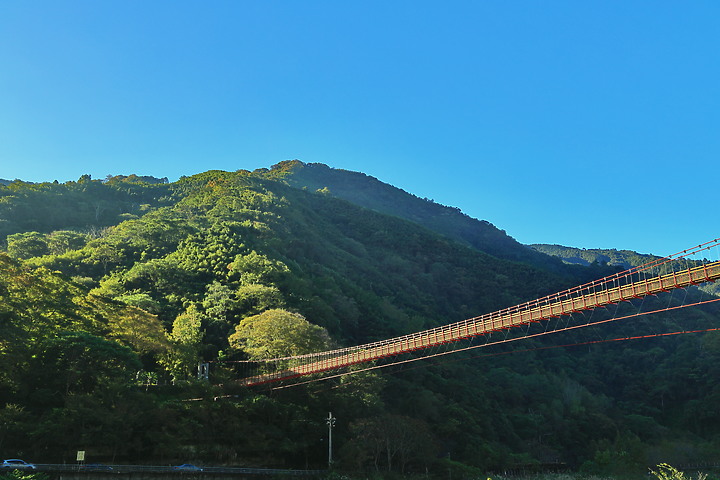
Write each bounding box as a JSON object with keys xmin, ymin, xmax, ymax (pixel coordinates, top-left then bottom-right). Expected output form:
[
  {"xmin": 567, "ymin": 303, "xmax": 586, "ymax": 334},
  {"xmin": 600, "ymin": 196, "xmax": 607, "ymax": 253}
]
[{"xmin": 236, "ymin": 239, "xmax": 720, "ymax": 386}]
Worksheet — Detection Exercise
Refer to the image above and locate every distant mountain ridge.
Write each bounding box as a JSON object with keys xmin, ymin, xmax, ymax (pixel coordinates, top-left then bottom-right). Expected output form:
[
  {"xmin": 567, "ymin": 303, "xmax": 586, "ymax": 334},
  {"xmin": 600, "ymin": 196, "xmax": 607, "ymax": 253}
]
[
  {"xmin": 531, "ymin": 243, "xmax": 720, "ymax": 297},
  {"xmin": 529, "ymin": 244, "xmax": 656, "ymax": 269}
]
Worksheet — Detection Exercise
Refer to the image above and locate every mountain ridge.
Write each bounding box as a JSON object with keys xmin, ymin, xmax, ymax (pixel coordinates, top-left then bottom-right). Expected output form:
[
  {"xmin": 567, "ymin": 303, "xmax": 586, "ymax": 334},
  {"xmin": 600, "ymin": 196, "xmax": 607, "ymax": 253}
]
[{"xmin": 261, "ymin": 160, "xmax": 569, "ymax": 272}]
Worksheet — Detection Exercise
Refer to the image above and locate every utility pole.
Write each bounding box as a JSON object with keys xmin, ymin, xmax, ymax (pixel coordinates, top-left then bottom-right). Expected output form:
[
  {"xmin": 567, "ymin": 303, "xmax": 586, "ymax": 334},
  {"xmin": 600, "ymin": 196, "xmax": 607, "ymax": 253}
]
[{"xmin": 326, "ymin": 412, "xmax": 336, "ymax": 468}]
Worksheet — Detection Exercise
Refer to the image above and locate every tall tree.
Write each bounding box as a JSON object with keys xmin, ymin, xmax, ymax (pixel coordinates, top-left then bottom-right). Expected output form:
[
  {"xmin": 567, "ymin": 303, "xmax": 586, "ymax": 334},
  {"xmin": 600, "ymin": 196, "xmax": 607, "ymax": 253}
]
[
  {"xmin": 160, "ymin": 305, "xmax": 204, "ymax": 382},
  {"xmin": 228, "ymin": 309, "xmax": 331, "ymax": 360}
]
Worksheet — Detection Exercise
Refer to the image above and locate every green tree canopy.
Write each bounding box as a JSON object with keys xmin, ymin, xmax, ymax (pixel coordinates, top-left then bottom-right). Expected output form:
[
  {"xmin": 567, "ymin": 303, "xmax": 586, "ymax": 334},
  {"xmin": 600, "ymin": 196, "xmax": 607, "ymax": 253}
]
[
  {"xmin": 27, "ymin": 332, "xmax": 142, "ymax": 396},
  {"xmin": 160, "ymin": 305, "xmax": 205, "ymax": 381},
  {"xmin": 228, "ymin": 309, "xmax": 331, "ymax": 360},
  {"xmin": 6, "ymin": 232, "xmax": 49, "ymax": 259}
]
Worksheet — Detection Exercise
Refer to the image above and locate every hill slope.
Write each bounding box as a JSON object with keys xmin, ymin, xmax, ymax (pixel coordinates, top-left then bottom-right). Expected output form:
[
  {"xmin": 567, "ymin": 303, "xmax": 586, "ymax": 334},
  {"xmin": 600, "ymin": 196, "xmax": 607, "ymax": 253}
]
[{"xmin": 265, "ymin": 160, "xmax": 568, "ymax": 271}]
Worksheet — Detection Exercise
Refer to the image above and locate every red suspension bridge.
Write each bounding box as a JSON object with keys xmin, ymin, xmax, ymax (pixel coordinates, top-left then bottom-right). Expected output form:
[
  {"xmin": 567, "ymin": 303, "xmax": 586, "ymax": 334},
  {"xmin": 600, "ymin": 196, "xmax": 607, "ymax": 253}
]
[{"xmin": 233, "ymin": 238, "xmax": 720, "ymax": 387}]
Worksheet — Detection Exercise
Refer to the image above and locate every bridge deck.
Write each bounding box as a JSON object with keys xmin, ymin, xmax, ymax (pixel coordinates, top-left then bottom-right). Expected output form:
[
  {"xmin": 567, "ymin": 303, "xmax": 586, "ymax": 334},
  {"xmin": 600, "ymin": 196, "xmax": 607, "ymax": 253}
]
[{"xmin": 238, "ymin": 261, "xmax": 720, "ymax": 386}]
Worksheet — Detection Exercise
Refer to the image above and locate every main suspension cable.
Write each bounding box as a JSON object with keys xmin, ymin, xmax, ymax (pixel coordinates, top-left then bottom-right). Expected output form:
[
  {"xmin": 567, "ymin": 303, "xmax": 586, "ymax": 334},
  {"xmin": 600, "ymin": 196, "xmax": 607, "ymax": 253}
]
[{"xmin": 264, "ymin": 297, "xmax": 720, "ymax": 391}]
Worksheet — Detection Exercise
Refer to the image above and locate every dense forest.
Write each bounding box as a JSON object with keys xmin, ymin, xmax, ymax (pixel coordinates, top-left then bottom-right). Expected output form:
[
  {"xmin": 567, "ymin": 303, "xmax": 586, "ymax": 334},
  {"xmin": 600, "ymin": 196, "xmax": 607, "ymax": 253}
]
[{"xmin": 1, "ymin": 161, "xmax": 719, "ymax": 477}]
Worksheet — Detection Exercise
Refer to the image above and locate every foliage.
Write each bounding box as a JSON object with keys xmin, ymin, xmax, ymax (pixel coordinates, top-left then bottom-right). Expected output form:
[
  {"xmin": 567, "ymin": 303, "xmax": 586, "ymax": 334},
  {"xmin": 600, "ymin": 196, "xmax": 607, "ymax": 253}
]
[
  {"xmin": 229, "ymin": 309, "xmax": 331, "ymax": 360},
  {"xmin": 649, "ymin": 464, "xmax": 708, "ymax": 480},
  {"xmin": 0, "ymin": 471, "xmax": 49, "ymax": 480},
  {"xmin": 106, "ymin": 305, "xmax": 169, "ymax": 354},
  {"xmin": 159, "ymin": 305, "xmax": 205, "ymax": 381},
  {"xmin": 0, "ymin": 175, "xmax": 171, "ymax": 246},
  {"xmin": 339, "ymin": 414, "xmax": 438, "ymax": 474},
  {"xmin": 6, "ymin": 232, "xmax": 50, "ymax": 259},
  {"xmin": 25, "ymin": 332, "xmax": 142, "ymax": 396}
]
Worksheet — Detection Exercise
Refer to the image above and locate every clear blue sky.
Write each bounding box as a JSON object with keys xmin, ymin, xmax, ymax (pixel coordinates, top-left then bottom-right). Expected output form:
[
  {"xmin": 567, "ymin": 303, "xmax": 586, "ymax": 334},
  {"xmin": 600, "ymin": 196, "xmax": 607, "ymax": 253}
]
[{"xmin": 1, "ymin": 1, "xmax": 718, "ymax": 257}]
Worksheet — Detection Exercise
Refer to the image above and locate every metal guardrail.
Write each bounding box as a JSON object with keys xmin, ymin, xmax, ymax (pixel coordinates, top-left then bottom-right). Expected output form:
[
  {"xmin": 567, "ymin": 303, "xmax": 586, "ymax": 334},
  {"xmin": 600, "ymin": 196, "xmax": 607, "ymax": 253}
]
[{"xmin": 30, "ymin": 465, "xmax": 324, "ymax": 476}]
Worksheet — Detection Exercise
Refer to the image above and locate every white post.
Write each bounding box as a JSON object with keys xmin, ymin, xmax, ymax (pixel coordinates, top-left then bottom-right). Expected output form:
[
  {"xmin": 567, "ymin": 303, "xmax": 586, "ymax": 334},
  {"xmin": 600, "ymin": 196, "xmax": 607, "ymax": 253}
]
[{"xmin": 326, "ymin": 412, "xmax": 336, "ymax": 468}]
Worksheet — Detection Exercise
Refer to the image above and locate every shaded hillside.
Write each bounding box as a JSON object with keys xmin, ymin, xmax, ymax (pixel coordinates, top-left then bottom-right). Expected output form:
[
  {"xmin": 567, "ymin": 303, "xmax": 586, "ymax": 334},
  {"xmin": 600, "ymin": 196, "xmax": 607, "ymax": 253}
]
[{"xmin": 264, "ymin": 160, "xmax": 567, "ymax": 271}]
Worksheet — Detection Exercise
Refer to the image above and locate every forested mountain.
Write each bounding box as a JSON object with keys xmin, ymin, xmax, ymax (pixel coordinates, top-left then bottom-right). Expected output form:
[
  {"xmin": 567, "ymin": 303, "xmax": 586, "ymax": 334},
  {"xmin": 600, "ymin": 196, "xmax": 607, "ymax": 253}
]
[
  {"xmin": 267, "ymin": 161, "xmax": 566, "ymax": 272},
  {"xmin": 1, "ymin": 164, "xmax": 719, "ymax": 477}
]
